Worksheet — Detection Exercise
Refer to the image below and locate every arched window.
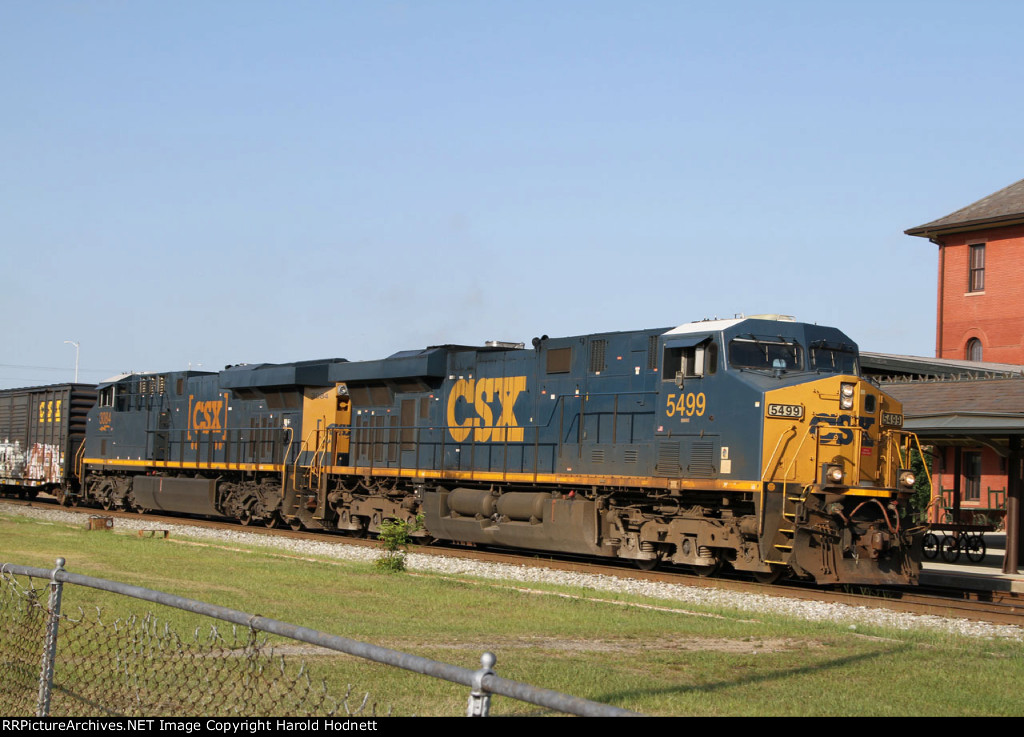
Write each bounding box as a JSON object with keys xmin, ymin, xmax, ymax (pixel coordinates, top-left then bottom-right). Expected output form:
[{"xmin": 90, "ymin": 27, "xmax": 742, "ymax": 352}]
[{"xmin": 966, "ymin": 338, "xmax": 983, "ymax": 362}]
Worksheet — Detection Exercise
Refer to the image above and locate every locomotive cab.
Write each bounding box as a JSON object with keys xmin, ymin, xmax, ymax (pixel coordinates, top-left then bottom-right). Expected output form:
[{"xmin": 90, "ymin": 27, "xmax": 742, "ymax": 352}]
[{"xmin": 656, "ymin": 316, "xmax": 923, "ymax": 585}]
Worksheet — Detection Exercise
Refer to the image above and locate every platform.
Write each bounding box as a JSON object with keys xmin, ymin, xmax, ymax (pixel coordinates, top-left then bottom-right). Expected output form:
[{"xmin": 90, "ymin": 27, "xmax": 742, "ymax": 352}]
[{"xmin": 919, "ymin": 533, "xmax": 1024, "ymax": 594}]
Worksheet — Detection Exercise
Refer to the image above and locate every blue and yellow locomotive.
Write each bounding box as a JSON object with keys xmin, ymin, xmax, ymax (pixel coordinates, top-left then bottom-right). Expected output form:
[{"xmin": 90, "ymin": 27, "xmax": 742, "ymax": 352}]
[{"xmin": 75, "ymin": 315, "xmax": 924, "ymax": 585}]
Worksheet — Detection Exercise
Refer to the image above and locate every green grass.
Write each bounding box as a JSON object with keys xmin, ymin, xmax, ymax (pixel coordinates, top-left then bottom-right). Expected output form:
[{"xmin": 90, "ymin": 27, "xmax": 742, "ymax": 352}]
[{"xmin": 2, "ymin": 510, "xmax": 1023, "ymax": 716}]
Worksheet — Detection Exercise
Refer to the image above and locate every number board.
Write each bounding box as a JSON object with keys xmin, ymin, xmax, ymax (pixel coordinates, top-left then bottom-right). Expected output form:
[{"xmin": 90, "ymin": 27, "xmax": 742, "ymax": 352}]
[
  {"xmin": 881, "ymin": 412, "xmax": 903, "ymax": 427},
  {"xmin": 766, "ymin": 403, "xmax": 803, "ymax": 419}
]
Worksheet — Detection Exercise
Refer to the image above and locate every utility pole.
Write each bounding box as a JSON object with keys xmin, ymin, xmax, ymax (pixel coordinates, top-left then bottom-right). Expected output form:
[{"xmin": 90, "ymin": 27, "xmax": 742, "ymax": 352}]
[{"xmin": 63, "ymin": 340, "xmax": 79, "ymax": 383}]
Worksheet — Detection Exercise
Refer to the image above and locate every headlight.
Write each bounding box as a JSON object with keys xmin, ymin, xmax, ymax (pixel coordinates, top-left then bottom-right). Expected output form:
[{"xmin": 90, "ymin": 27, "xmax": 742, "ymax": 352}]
[
  {"xmin": 899, "ymin": 470, "xmax": 916, "ymax": 488},
  {"xmin": 840, "ymin": 382, "xmax": 855, "ymax": 410},
  {"xmin": 825, "ymin": 464, "xmax": 845, "ymax": 484}
]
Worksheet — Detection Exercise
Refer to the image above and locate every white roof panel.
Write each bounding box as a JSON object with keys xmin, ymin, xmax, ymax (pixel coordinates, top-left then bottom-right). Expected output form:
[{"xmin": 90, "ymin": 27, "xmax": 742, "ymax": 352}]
[{"xmin": 664, "ymin": 314, "xmax": 796, "ymax": 336}]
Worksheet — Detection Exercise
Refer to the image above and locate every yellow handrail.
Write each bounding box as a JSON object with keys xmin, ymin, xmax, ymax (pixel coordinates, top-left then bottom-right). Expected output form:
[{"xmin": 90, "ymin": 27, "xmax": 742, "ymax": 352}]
[
  {"xmin": 780, "ymin": 424, "xmax": 817, "ymax": 483},
  {"xmin": 279, "ymin": 425, "xmax": 294, "ymax": 498},
  {"xmin": 761, "ymin": 425, "xmax": 798, "ymax": 482},
  {"xmin": 291, "ymin": 425, "xmax": 319, "ymax": 494},
  {"xmin": 771, "ymin": 421, "xmax": 924, "ymax": 491},
  {"xmin": 908, "ymin": 431, "xmax": 933, "ymax": 491},
  {"xmin": 73, "ymin": 441, "xmax": 87, "ymax": 482},
  {"xmin": 300, "ymin": 425, "xmax": 338, "ymax": 493}
]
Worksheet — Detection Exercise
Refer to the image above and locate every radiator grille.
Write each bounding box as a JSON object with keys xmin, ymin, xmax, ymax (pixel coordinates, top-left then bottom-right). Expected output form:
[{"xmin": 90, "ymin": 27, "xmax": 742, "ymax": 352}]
[
  {"xmin": 589, "ymin": 339, "xmax": 607, "ymax": 373},
  {"xmin": 648, "ymin": 335, "xmax": 659, "ymax": 371},
  {"xmin": 688, "ymin": 442, "xmax": 715, "ymax": 477},
  {"xmin": 655, "ymin": 442, "xmax": 681, "ymax": 476}
]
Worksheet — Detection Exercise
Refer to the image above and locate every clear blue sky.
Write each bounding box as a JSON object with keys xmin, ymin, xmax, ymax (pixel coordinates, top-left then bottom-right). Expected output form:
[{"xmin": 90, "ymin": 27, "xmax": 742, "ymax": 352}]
[{"xmin": 3, "ymin": 1, "xmax": 1022, "ymax": 389}]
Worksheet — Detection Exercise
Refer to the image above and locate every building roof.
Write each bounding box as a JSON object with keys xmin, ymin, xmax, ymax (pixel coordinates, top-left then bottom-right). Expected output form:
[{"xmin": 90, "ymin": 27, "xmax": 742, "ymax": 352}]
[
  {"xmin": 885, "ymin": 378, "xmax": 1024, "ymax": 417},
  {"xmin": 861, "ymin": 352, "xmax": 1024, "ymax": 381},
  {"xmin": 905, "ymin": 177, "xmax": 1024, "ymax": 238},
  {"xmin": 863, "ymin": 353, "xmax": 1024, "ymax": 444},
  {"xmin": 884, "ymin": 378, "xmax": 1024, "ymax": 444}
]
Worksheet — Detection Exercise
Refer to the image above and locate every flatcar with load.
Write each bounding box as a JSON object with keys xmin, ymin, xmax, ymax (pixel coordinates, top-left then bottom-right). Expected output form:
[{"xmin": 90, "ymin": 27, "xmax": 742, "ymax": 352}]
[{"xmin": 67, "ymin": 315, "xmax": 926, "ymax": 586}]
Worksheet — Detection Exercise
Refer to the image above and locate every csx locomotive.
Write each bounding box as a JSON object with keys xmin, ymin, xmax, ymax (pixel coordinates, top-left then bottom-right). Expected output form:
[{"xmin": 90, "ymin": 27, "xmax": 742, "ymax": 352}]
[{"xmin": 5, "ymin": 315, "xmax": 927, "ymax": 585}]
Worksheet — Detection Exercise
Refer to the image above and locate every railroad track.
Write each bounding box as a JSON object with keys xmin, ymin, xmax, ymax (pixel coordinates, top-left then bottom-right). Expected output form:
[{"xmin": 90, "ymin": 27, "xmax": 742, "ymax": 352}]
[{"xmin": 5, "ymin": 495, "xmax": 1022, "ymax": 628}]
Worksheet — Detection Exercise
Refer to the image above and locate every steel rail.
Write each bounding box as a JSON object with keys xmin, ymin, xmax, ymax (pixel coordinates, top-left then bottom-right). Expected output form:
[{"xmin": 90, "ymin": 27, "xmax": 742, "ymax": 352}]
[{"xmin": 5, "ymin": 496, "xmax": 1023, "ymax": 629}]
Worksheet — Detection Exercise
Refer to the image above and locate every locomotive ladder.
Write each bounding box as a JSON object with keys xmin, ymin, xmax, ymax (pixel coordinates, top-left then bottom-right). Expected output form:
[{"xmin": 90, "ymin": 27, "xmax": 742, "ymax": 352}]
[
  {"xmin": 760, "ymin": 424, "xmax": 811, "ymax": 566},
  {"xmin": 303, "ymin": 427, "xmax": 334, "ymax": 492},
  {"xmin": 767, "ymin": 486, "xmax": 810, "ymax": 564}
]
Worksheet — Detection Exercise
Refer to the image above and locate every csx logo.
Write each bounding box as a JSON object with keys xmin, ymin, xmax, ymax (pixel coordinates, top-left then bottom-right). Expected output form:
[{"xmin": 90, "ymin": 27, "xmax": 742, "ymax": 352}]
[
  {"xmin": 190, "ymin": 397, "xmax": 226, "ymax": 433},
  {"xmin": 446, "ymin": 376, "xmax": 527, "ymax": 443},
  {"xmin": 809, "ymin": 413, "xmax": 876, "ymax": 446},
  {"xmin": 38, "ymin": 400, "xmax": 62, "ymax": 424}
]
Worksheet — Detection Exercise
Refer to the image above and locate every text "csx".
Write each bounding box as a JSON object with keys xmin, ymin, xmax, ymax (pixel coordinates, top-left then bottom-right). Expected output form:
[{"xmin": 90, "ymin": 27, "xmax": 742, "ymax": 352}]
[
  {"xmin": 191, "ymin": 399, "xmax": 226, "ymax": 432},
  {"xmin": 446, "ymin": 376, "xmax": 527, "ymax": 443}
]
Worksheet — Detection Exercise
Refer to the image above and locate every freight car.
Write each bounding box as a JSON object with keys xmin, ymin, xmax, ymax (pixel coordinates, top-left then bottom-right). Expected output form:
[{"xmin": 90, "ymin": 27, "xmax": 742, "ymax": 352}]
[
  {"xmin": 63, "ymin": 315, "xmax": 926, "ymax": 586},
  {"xmin": 0, "ymin": 384, "xmax": 97, "ymax": 500}
]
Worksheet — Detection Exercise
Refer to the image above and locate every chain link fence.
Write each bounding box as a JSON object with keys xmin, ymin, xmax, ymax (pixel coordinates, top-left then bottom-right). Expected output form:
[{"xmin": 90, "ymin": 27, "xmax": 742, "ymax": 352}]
[
  {"xmin": 1, "ymin": 559, "xmax": 638, "ymax": 718},
  {"xmin": 0, "ymin": 566, "xmax": 368, "ymax": 717}
]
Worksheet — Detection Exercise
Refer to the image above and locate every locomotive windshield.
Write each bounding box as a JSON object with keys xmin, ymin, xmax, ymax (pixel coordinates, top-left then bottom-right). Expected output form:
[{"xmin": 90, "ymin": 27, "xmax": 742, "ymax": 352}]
[
  {"xmin": 809, "ymin": 341, "xmax": 859, "ymax": 375},
  {"xmin": 728, "ymin": 336, "xmax": 803, "ymax": 372}
]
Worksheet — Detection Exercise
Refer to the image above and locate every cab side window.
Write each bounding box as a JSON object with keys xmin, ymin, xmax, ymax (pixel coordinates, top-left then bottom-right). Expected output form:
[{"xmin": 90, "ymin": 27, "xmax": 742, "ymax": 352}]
[
  {"xmin": 663, "ymin": 339, "xmax": 717, "ymax": 382},
  {"xmin": 99, "ymin": 386, "xmax": 115, "ymax": 407}
]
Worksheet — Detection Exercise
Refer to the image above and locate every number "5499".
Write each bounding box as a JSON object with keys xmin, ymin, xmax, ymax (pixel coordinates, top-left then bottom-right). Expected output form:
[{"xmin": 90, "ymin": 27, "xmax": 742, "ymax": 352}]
[{"xmin": 665, "ymin": 392, "xmax": 706, "ymax": 417}]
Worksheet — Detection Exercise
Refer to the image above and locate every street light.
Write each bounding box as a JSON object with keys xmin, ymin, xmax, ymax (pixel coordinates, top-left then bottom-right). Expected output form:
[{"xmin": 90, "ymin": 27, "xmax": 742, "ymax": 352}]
[{"xmin": 64, "ymin": 340, "xmax": 79, "ymax": 383}]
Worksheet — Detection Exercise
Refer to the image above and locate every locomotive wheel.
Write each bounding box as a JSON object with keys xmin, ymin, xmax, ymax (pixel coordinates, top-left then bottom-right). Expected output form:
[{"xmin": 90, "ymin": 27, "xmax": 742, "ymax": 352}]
[
  {"xmin": 238, "ymin": 509, "xmax": 255, "ymax": 526},
  {"xmin": 289, "ymin": 518, "xmax": 305, "ymax": 531},
  {"xmin": 264, "ymin": 513, "xmax": 281, "ymax": 529},
  {"xmin": 922, "ymin": 533, "xmax": 939, "ymax": 560},
  {"xmin": 350, "ymin": 517, "xmax": 369, "ymax": 538},
  {"xmin": 939, "ymin": 535, "xmax": 960, "ymax": 563},
  {"xmin": 692, "ymin": 560, "xmax": 723, "ymax": 578},
  {"xmin": 753, "ymin": 565, "xmax": 787, "ymax": 584},
  {"xmin": 964, "ymin": 535, "xmax": 987, "ymax": 563},
  {"xmin": 633, "ymin": 558, "xmax": 659, "ymax": 571}
]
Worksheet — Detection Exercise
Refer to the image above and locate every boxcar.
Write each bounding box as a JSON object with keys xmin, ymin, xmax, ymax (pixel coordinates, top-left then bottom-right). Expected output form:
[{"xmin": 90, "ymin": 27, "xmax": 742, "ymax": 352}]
[{"xmin": 0, "ymin": 383, "xmax": 97, "ymax": 499}]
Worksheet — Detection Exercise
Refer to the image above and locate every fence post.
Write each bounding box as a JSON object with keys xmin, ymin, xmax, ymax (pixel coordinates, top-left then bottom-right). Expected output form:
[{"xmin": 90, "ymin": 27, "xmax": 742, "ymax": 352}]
[
  {"xmin": 466, "ymin": 651, "xmax": 496, "ymax": 717},
  {"xmin": 36, "ymin": 557, "xmax": 66, "ymax": 717}
]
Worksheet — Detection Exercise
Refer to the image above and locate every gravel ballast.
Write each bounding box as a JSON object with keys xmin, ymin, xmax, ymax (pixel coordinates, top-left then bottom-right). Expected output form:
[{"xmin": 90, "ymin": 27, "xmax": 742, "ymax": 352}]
[{"xmin": 4, "ymin": 501, "xmax": 1021, "ymax": 641}]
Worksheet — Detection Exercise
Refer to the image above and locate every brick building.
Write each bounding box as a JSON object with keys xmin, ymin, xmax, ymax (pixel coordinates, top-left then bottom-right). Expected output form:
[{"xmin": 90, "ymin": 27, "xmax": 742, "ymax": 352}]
[
  {"xmin": 906, "ymin": 177, "xmax": 1024, "ymax": 365},
  {"xmin": 879, "ymin": 371, "xmax": 1023, "ymax": 530},
  {"xmin": 896, "ymin": 178, "xmax": 1024, "ymax": 553}
]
